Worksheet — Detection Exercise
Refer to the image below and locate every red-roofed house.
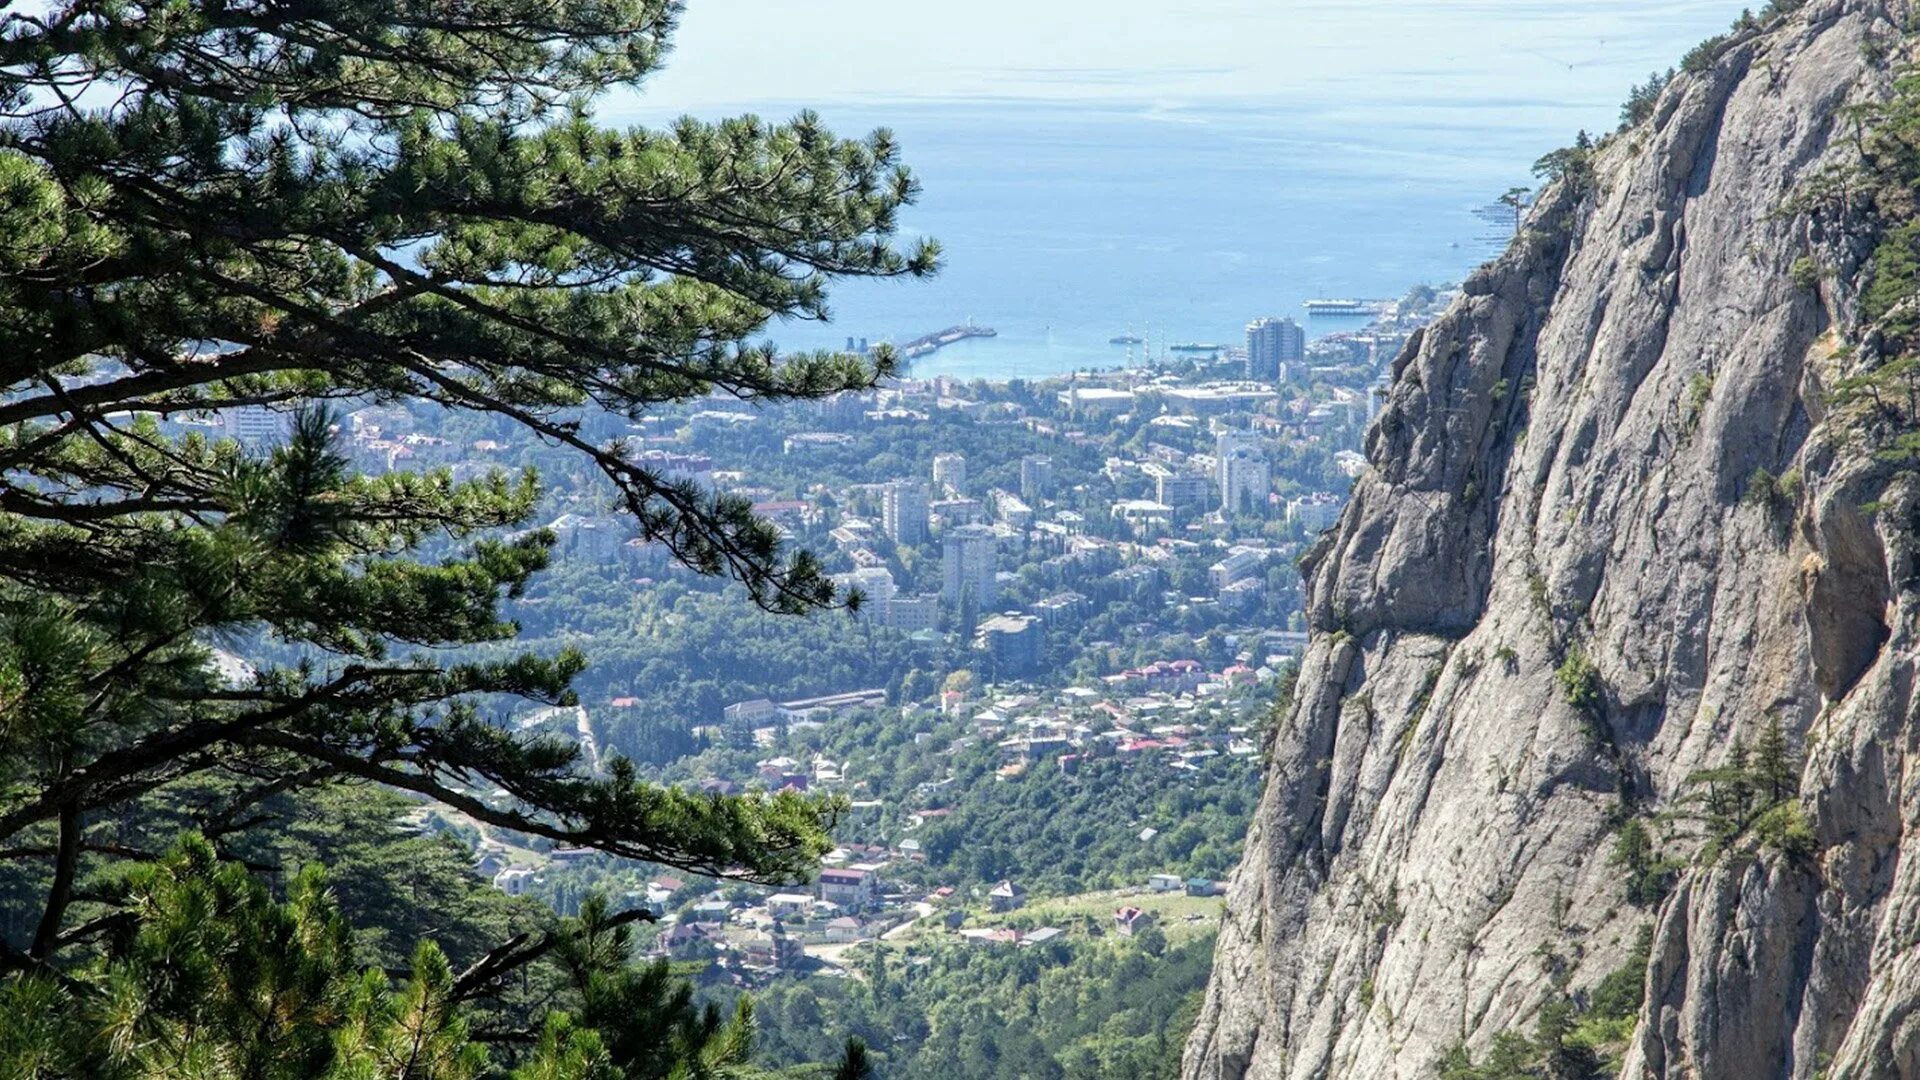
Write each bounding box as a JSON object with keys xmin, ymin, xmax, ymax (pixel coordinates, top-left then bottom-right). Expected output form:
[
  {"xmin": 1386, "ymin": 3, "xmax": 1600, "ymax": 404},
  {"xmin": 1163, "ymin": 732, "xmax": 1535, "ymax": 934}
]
[
  {"xmin": 817, "ymin": 867, "xmax": 878, "ymax": 910},
  {"xmin": 1114, "ymin": 906, "xmax": 1156, "ymax": 937}
]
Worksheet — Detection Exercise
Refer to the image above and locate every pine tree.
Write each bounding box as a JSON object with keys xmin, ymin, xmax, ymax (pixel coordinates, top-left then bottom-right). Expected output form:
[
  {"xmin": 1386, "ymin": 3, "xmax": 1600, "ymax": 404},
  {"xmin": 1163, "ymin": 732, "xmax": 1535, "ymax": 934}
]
[
  {"xmin": 0, "ymin": 834, "xmax": 786, "ymax": 1079},
  {"xmin": 1727, "ymin": 736, "xmax": 1756, "ymax": 820},
  {"xmin": 1752, "ymin": 717, "xmax": 1799, "ymax": 807},
  {"xmin": 0, "ymin": 0, "xmax": 933, "ymax": 1070},
  {"xmin": 1610, "ymin": 819, "xmax": 1674, "ymax": 907},
  {"xmin": 831, "ymin": 1039, "xmax": 874, "ymax": 1080}
]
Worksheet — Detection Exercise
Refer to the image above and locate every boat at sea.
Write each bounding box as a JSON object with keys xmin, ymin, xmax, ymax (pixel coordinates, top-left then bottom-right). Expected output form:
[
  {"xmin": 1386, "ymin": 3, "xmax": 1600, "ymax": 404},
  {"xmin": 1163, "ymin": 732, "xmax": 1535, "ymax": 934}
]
[
  {"xmin": 1304, "ymin": 298, "xmax": 1384, "ymax": 317},
  {"xmin": 1109, "ymin": 334, "xmax": 1143, "ymax": 345}
]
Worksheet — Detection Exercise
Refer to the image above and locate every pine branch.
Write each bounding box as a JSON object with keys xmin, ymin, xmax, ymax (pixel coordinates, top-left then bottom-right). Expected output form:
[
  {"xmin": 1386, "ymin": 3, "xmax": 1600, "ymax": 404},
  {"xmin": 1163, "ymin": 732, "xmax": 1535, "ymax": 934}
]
[
  {"xmin": 448, "ymin": 907, "xmax": 655, "ymax": 1004},
  {"xmin": 29, "ymin": 801, "xmax": 81, "ymax": 960}
]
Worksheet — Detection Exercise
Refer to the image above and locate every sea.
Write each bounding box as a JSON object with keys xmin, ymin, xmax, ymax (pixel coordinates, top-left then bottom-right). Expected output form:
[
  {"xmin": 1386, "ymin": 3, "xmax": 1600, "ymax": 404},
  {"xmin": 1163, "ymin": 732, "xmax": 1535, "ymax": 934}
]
[{"xmin": 607, "ymin": 1, "xmax": 1754, "ymax": 380}]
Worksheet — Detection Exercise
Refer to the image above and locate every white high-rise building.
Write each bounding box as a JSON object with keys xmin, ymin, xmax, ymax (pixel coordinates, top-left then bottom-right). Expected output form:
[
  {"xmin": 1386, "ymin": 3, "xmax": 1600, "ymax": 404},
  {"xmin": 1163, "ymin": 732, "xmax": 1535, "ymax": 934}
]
[
  {"xmin": 834, "ymin": 566, "xmax": 897, "ymax": 619},
  {"xmin": 881, "ymin": 479, "xmax": 930, "ymax": 546},
  {"xmin": 941, "ymin": 523, "xmax": 996, "ymax": 606},
  {"xmin": 219, "ymin": 405, "xmax": 292, "ymax": 446},
  {"xmin": 1216, "ymin": 430, "xmax": 1271, "ymax": 515},
  {"xmin": 1246, "ymin": 317, "xmax": 1306, "ymax": 382},
  {"xmin": 932, "ymin": 452, "xmax": 968, "ymax": 496}
]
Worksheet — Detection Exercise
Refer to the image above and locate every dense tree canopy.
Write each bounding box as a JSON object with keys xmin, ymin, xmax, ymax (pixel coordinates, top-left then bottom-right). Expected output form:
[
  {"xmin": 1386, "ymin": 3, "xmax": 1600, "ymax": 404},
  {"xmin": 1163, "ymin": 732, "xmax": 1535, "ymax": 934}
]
[{"xmin": 0, "ymin": 0, "xmax": 932, "ymax": 1072}]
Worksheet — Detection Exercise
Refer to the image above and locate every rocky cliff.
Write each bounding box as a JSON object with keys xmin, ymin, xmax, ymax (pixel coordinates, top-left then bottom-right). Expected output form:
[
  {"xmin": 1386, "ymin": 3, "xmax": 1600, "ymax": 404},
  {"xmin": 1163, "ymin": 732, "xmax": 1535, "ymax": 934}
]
[{"xmin": 1183, "ymin": 2, "xmax": 1920, "ymax": 1077}]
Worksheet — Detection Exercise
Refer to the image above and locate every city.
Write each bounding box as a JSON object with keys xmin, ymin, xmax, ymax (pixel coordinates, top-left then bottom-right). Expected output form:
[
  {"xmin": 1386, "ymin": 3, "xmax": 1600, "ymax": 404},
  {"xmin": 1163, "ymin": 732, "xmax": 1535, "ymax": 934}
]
[{"xmin": 212, "ymin": 289, "xmax": 1457, "ymax": 998}]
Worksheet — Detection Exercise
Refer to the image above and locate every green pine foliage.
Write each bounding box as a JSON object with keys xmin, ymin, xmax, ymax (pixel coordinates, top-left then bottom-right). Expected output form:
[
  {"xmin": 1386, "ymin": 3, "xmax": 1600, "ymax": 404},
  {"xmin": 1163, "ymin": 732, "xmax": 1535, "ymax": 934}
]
[
  {"xmin": 1436, "ymin": 926, "xmax": 1658, "ymax": 1075},
  {"xmin": 1583, "ymin": 924, "xmax": 1656, "ymax": 1044},
  {"xmin": 0, "ymin": 0, "xmax": 936, "ymax": 1072},
  {"xmin": 1618, "ymin": 71, "xmax": 1674, "ymax": 130},
  {"xmin": 1532, "ymin": 132, "xmax": 1597, "ymax": 195},
  {"xmin": 1681, "ymin": 718, "xmax": 1813, "ymax": 860},
  {"xmin": 1436, "ymin": 994, "xmax": 1604, "ymax": 1080},
  {"xmin": 1796, "ymin": 62, "xmax": 1920, "ymax": 486},
  {"xmin": 0, "ymin": 834, "xmax": 593, "ymax": 1079},
  {"xmin": 1610, "ymin": 820, "xmax": 1680, "ymax": 908}
]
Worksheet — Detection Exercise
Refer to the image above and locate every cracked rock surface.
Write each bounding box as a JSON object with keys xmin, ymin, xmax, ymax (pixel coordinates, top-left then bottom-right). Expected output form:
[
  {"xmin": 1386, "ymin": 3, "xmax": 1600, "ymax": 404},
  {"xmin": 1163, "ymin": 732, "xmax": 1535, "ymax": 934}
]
[{"xmin": 1183, "ymin": 3, "xmax": 1920, "ymax": 1077}]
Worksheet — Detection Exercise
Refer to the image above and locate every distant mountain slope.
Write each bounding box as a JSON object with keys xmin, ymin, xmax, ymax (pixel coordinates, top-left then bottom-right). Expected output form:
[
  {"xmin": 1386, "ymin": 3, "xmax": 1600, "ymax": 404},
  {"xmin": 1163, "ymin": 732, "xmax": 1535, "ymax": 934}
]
[{"xmin": 1184, "ymin": 2, "xmax": 1920, "ymax": 1076}]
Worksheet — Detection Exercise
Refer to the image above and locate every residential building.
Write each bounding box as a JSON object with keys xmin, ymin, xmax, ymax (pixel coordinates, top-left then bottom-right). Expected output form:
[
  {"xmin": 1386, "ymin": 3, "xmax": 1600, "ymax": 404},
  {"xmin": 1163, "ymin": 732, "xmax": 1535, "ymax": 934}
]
[
  {"xmin": 218, "ymin": 405, "xmax": 292, "ymax": 446},
  {"xmin": 493, "ymin": 866, "xmax": 535, "ymax": 896},
  {"xmin": 1287, "ymin": 492, "xmax": 1346, "ymax": 534},
  {"xmin": 822, "ymin": 916, "xmax": 868, "ymax": 943},
  {"xmin": 988, "ymin": 880, "xmax": 1027, "ymax": 912},
  {"xmin": 942, "ymin": 524, "xmax": 996, "ymax": 606},
  {"xmin": 1147, "ymin": 465, "xmax": 1211, "ymax": 510},
  {"xmin": 1215, "ymin": 430, "xmax": 1271, "ymax": 514},
  {"xmin": 931, "ymin": 496, "xmax": 985, "ymax": 527},
  {"xmin": 766, "ymin": 893, "xmax": 813, "ymax": 919},
  {"xmin": 722, "ymin": 699, "xmax": 778, "ymax": 728},
  {"xmin": 835, "ymin": 566, "xmax": 896, "ymax": 613},
  {"xmin": 1030, "ymin": 591, "xmax": 1087, "ymax": 627},
  {"xmin": 1058, "ymin": 385, "xmax": 1134, "ymax": 415},
  {"xmin": 782, "ymin": 431, "xmax": 853, "ymax": 453},
  {"xmin": 817, "ymin": 867, "xmax": 879, "ymax": 909},
  {"xmin": 1220, "ymin": 577, "xmax": 1264, "ymax": 609},
  {"xmin": 687, "ymin": 410, "xmax": 755, "ymax": 438},
  {"xmin": 885, "ymin": 592, "xmax": 942, "ymax": 632},
  {"xmin": 1149, "ymin": 873, "xmax": 1185, "ymax": 893},
  {"xmin": 1019, "ymin": 454, "xmax": 1054, "ymax": 501},
  {"xmin": 638, "ymin": 882, "xmax": 675, "ymax": 916},
  {"xmin": 1246, "ymin": 316, "xmax": 1306, "ymax": 381},
  {"xmin": 738, "ymin": 924, "xmax": 804, "ymax": 970},
  {"xmin": 816, "ymin": 390, "xmax": 867, "ymax": 428},
  {"xmin": 1111, "ymin": 499, "xmax": 1173, "ymax": 535},
  {"xmin": 977, "ymin": 613, "xmax": 1042, "ymax": 676},
  {"xmin": 1209, "ymin": 546, "xmax": 1267, "ymax": 591},
  {"xmin": 994, "ymin": 490, "xmax": 1034, "ymax": 529},
  {"xmin": 658, "ymin": 922, "xmax": 720, "ymax": 959},
  {"xmin": 881, "ymin": 479, "xmax": 930, "ymax": 546},
  {"xmin": 546, "ymin": 512, "xmax": 627, "ymax": 559},
  {"xmin": 1114, "ymin": 906, "xmax": 1156, "ymax": 937},
  {"xmin": 932, "ymin": 452, "xmax": 968, "ymax": 496}
]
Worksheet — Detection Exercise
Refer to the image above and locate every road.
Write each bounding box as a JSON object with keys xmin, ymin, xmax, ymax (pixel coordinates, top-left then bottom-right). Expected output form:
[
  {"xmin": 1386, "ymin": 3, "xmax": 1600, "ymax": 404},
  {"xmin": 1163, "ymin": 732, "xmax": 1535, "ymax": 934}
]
[{"xmin": 518, "ymin": 704, "xmax": 601, "ymax": 773}]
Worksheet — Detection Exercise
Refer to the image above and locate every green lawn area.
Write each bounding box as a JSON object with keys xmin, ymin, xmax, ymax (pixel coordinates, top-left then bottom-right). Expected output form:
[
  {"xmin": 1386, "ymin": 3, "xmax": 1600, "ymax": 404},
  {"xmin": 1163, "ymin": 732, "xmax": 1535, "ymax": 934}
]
[{"xmin": 971, "ymin": 889, "xmax": 1225, "ymax": 943}]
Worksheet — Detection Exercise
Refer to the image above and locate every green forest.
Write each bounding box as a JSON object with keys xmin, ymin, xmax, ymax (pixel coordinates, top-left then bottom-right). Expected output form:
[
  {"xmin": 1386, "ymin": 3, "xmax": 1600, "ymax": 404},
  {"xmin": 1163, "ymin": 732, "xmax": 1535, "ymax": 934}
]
[{"xmin": 741, "ymin": 929, "xmax": 1214, "ymax": 1079}]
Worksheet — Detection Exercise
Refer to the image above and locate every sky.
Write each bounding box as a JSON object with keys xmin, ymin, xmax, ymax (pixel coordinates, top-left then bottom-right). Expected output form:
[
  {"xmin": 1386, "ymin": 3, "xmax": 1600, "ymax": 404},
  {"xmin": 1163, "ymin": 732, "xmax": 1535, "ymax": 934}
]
[{"xmin": 619, "ymin": 0, "xmax": 1745, "ymax": 117}]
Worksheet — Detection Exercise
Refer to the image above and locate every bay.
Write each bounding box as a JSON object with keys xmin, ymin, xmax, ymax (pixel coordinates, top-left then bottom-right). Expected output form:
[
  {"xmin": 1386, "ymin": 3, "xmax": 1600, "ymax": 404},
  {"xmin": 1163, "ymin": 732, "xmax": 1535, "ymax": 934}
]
[{"xmin": 606, "ymin": 0, "xmax": 1752, "ymax": 379}]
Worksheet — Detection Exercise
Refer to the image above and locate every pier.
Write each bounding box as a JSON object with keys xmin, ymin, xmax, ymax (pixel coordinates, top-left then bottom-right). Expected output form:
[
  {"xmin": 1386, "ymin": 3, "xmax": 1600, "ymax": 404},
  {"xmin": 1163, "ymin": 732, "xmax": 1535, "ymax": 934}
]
[{"xmin": 894, "ymin": 323, "xmax": 997, "ymax": 361}]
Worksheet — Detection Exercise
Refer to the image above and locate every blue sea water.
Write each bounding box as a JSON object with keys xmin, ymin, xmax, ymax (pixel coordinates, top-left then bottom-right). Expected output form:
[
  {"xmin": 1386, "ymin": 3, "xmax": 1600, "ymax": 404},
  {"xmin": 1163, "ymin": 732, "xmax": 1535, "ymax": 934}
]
[
  {"xmin": 765, "ymin": 99, "xmax": 1527, "ymax": 378},
  {"xmin": 608, "ymin": 1, "xmax": 1753, "ymax": 380}
]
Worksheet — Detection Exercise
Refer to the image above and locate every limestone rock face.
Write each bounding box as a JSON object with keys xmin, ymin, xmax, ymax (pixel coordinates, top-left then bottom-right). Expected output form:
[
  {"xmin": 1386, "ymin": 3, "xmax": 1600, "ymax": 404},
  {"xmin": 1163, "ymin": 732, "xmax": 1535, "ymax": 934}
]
[{"xmin": 1182, "ymin": 3, "xmax": 1920, "ymax": 1077}]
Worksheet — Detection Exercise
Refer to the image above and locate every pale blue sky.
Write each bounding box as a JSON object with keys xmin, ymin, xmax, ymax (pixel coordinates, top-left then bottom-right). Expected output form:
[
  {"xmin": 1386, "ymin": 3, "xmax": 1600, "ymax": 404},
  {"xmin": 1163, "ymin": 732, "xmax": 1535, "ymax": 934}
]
[{"xmin": 630, "ymin": 0, "xmax": 1744, "ymax": 116}]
